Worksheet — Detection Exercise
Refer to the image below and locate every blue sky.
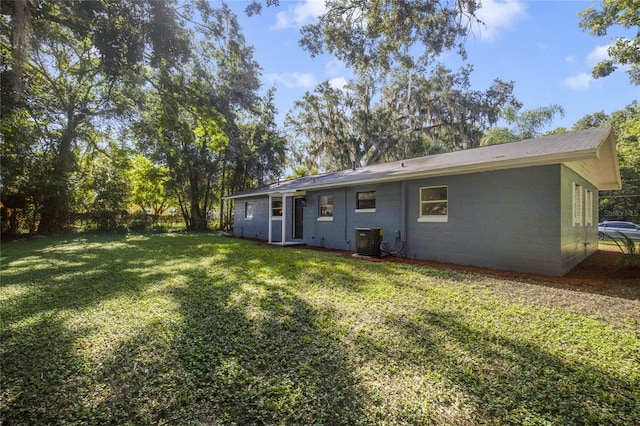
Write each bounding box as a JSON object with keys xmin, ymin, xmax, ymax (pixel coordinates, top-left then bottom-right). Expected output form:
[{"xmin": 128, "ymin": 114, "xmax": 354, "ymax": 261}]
[{"xmin": 227, "ymin": 0, "xmax": 639, "ymax": 130}]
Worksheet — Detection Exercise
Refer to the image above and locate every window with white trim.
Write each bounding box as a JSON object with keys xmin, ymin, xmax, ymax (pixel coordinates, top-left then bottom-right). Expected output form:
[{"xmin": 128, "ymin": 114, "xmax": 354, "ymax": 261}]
[
  {"xmin": 244, "ymin": 201, "xmax": 254, "ymax": 220},
  {"xmin": 419, "ymin": 186, "xmax": 448, "ymax": 222},
  {"xmin": 573, "ymin": 183, "xmax": 583, "ymax": 226},
  {"xmin": 356, "ymin": 191, "xmax": 376, "ymax": 211},
  {"xmin": 271, "ymin": 198, "xmax": 283, "ymax": 217},
  {"xmin": 318, "ymin": 195, "xmax": 334, "ymax": 220},
  {"xmin": 585, "ymin": 189, "xmax": 593, "ymax": 225}
]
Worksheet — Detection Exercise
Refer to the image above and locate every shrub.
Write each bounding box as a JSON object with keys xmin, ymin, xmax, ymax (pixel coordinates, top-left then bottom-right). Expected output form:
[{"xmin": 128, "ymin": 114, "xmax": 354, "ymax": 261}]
[{"xmin": 610, "ymin": 232, "xmax": 640, "ymax": 268}]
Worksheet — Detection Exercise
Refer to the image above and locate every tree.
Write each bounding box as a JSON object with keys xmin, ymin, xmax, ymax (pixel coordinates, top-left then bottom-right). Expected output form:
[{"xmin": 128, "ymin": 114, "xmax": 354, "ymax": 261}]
[
  {"xmin": 229, "ymin": 88, "xmax": 287, "ymax": 189},
  {"xmin": 286, "ymin": 76, "xmax": 379, "ymax": 171},
  {"xmin": 579, "ymin": 0, "xmax": 640, "ymax": 84},
  {"xmin": 0, "ymin": 107, "xmax": 43, "ymax": 234},
  {"xmin": 76, "ymin": 143, "xmax": 132, "ymax": 230},
  {"xmin": 135, "ymin": 5, "xmax": 265, "ymax": 231},
  {"xmin": 1, "ymin": 20, "xmax": 123, "ymax": 234},
  {"xmin": 1, "ymin": 0, "xmax": 194, "ymax": 234},
  {"xmin": 128, "ymin": 155, "xmax": 171, "ymax": 215},
  {"xmin": 480, "ymin": 104, "xmax": 565, "ymax": 146},
  {"xmin": 1, "ymin": 0, "xmax": 190, "ymax": 112},
  {"xmin": 572, "ymin": 111, "xmax": 610, "ymax": 130},
  {"xmin": 390, "ymin": 65, "xmax": 521, "ymax": 150},
  {"xmin": 218, "ymin": 88, "xmax": 287, "ymax": 230},
  {"xmin": 287, "ymin": 66, "xmax": 520, "ymax": 171},
  {"xmin": 299, "ymin": 0, "xmax": 482, "ymax": 72},
  {"xmin": 135, "ymin": 67, "xmax": 228, "ymax": 231},
  {"xmin": 2, "ymin": 1, "xmax": 276, "ymax": 234}
]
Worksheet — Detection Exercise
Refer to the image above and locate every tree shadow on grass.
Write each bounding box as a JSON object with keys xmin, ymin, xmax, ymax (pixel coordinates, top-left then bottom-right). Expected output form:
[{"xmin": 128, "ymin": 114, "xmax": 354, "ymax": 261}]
[
  {"xmin": 161, "ymin": 253, "xmax": 369, "ymax": 424},
  {"xmin": 1, "ymin": 234, "xmax": 175, "ymax": 321},
  {"xmin": 379, "ymin": 310, "xmax": 640, "ymax": 425},
  {"xmin": 1, "ymin": 234, "xmax": 220, "ymax": 424},
  {"xmin": 2, "ymin": 234, "xmax": 370, "ymax": 424},
  {"xmin": 7, "ymin": 234, "xmax": 636, "ymax": 424},
  {"xmin": 78, "ymin": 242, "xmax": 370, "ymax": 424}
]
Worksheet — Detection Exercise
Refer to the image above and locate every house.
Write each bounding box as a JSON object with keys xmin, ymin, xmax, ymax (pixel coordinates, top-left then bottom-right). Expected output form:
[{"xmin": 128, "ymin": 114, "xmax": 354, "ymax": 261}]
[{"xmin": 225, "ymin": 127, "xmax": 621, "ymax": 276}]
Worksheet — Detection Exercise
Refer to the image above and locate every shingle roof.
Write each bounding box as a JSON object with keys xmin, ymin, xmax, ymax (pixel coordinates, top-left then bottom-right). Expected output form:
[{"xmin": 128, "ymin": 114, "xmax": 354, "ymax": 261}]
[{"xmin": 226, "ymin": 127, "xmax": 621, "ymax": 199}]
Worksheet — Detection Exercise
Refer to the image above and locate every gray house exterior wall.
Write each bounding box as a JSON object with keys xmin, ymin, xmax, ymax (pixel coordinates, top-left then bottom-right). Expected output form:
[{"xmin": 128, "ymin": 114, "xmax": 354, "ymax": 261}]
[
  {"xmin": 233, "ymin": 197, "xmax": 271, "ymax": 241},
  {"xmin": 303, "ymin": 182, "xmax": 403, "ymax": 250},
  {"xmin": 232, "ymin": 164, "xmax": 598, "ymax": 276},
  {"xmin": 403, "ymin": 165, "xmax": 562, "ymax": 275},
  {"xmin": 233, "ymin": 196, "xmax": 297, "ymax": 242}
]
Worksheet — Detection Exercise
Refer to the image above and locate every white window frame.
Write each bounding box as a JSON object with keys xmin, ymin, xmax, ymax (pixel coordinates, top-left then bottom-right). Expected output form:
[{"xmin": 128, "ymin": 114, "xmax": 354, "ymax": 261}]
[
  {"xmin": 356, "ymin": 191, "xmax": 376, "ymax": 213},
  {"xmin": 418, "ymin": 185, "xmax": 448, "ymax": 223},
  {"xmin": 318, "ymin": 194, "xmax": 334, "ymax": 221},
  {"xmin": 573, "ymin": 183, "xmax": 583, "ymax": 226},
  {"xmin": 244, "ymin": 201, "xmax": 254, "ymax": 220}
]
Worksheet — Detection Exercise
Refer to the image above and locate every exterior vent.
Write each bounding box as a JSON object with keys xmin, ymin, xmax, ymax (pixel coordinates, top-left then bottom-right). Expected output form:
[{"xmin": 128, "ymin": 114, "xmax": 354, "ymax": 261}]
[{"xmin": 355, "ymin": 228, "xmax": 382, "ymax": 257}]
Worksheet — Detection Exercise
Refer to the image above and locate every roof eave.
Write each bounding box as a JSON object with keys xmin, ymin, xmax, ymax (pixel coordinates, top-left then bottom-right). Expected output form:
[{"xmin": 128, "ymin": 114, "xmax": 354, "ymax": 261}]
[
  {"xmin": 287, "ymin": 150, "xmax": 597, "ymax": 192},
  {"xmin": 225, "ymin": 127, "xmax": 622, "ymax": 198},
  {"xmin": 224, "ymin": 189, "xmax": 307, "ymax": 200}
]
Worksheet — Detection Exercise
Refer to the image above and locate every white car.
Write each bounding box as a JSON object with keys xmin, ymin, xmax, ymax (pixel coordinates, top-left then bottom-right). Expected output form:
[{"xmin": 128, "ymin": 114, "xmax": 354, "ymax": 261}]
[{"xmin": 598, "ymin": 221, "xmax": 640, "ymax": 242}]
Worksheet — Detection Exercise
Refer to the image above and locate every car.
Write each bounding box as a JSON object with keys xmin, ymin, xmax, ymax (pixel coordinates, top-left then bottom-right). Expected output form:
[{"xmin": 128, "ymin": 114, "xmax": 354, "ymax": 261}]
[{"xmin": 598, "ymin": 221, "xmax": 640, "ymax": 242}]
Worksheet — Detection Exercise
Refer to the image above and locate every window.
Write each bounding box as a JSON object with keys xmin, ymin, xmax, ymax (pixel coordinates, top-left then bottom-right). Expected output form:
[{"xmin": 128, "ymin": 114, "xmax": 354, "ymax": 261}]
[
  {"xmin": 244, "ymin": 201, "xmax": 254, "ymax": 220},
  {"xmin": 272, "ymin": 198, "xmax": 283, "ymax": 217},
  {"xmin": 419, "ymin": 186, "xmax": 448, "ymax": 222},
  {"xmin": 318, "ymin": 195, "xmax": 333, "ymax": 220},
  {"xmin": 356, "ymin": 191, "xmax": 376, "ymax": 211},
  {"xmin": 573, "ymin": 183, "xmax": 583, "ymax": 226},
  {"xmin": 585, "ymin": 190, "xmax": 593, "ymax": 226}
]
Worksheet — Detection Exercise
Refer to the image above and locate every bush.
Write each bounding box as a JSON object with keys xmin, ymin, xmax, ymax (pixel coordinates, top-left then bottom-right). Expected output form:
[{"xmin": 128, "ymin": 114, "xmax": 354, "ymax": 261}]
[{"xmin": 610, "ymin": 232, "xmax": 640, "ymax": 268}]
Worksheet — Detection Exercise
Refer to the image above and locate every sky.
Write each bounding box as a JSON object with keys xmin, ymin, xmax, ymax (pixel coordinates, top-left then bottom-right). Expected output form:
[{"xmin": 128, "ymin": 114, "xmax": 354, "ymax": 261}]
[{"xmin": 226, "ymin": 0, "xmax": 639, "ymax": 130}]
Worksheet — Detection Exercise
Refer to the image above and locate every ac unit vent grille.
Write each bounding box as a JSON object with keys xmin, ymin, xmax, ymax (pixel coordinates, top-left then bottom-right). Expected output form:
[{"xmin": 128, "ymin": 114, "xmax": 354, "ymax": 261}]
[{"xmin": 355, "ymin": 228, "xmax": 382, "ymax": 257}]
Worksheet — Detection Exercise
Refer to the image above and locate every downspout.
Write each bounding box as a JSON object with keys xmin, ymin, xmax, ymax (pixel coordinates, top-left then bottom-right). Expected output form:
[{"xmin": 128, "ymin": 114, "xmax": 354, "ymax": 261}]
[
  {"xmin": 268, "ymin": 194, "xmax": 273, "ymax": 244},
  {"xmin": 344, "ymin": 187, "xmax": 349, "ymax": 249},
  {"xmin": 401, "ymin": 180, "xmax": 407, "ymax": 253}
]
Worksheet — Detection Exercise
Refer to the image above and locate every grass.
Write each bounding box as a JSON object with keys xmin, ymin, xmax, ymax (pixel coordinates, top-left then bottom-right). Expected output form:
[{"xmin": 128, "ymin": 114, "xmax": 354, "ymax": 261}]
[{"xmin": 1, "ymin": 233, "xmax": 639, "ymax": 425}]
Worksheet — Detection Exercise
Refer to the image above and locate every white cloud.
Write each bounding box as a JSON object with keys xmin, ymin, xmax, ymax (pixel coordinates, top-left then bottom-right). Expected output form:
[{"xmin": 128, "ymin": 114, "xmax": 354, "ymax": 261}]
[
  {"xmin": 564, "ymin": 73, "xmax": 593, "ymax": 90},
  {"xmin": 475, "ymin": 0, "xmax": 526, "ymax": 41},
  {"xmin": 328, "ymin": 77, "xmax": 348, "ymax": 89},
  {"xmin": 587, "ymin": 44, "xmax": 611, "ymax": 65},
  {"xmin": 563, "ymin": 44, "xmax": 613, "ymax": 90},
  {"xmin": 266, "ymin": 72, "xmax": 317, "ymax": 89},
  {"xmin": 325, "ymin": 59, "xmax": 347, "ymax": 77},
  {"xmin": 271, "ymin": 0, "xmax": 326, "ymax": 30}
]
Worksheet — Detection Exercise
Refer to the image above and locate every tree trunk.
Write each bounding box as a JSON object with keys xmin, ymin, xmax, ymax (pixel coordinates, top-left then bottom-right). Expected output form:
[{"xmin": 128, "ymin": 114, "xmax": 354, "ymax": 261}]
[
  {"xmin": 188, "ymin": 172, "xmax": 206, "ymax": 231},
  {"xmin": 202, "ymin": 173, "xmax": 212, "ymax": 230},
  {"xmin": 37, "ymin": 112, "xmax": 77, "ymax": 234},
  {"xmin": 219, "ymin": 167, "xmax": 226, "ymax": 231},
  {"xmin": 175, "ymin": 189, "xmax": 191, "ymax": 230},
  {"xmin": 37, "ymin": 182, "xmax": 71, "ymax": 234}
]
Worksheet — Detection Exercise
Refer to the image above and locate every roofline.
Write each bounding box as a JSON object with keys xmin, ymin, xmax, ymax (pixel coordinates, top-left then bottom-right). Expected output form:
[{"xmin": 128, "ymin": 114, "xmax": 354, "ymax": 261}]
[
  {"xmin": 224, "ymin": 148, "xmax": 598, "ymax": 199},
  {"xmin": 313, "ymin": 149, "xmax": 597, "ymax": 189},
  {"xmin": 225, "ymin": 127, "xmax": 621, "ymax": 199}
]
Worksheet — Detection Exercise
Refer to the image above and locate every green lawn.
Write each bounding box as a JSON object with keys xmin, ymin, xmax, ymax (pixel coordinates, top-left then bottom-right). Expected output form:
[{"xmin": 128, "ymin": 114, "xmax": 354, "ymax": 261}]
[{"xmin": 1, "ymin": 233, "xmax": 639, "ymax": 425}]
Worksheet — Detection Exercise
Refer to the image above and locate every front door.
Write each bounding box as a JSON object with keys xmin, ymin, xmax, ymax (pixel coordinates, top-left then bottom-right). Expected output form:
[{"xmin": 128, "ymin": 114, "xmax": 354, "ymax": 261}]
[{"xmin": 293, "ymin": 197, "xmax": 304, "ymax": 239}]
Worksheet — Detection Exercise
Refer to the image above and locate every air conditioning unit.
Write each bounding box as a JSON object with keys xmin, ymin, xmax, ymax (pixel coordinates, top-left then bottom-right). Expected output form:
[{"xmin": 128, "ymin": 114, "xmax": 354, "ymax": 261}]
[{"xmin": 355, "ymin": 227, "xmax": 382, "ymax": 257}]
